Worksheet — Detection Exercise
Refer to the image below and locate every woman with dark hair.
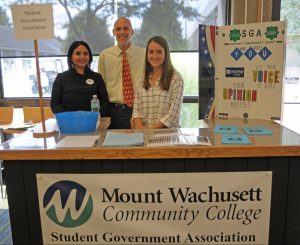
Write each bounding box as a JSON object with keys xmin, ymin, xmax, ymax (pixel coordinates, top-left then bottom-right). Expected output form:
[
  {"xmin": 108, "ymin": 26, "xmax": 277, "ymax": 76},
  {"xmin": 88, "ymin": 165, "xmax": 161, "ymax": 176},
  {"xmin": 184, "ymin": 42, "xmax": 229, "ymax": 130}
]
[
  {"xmin": 131, "ymin": 36, "xmax": 184, "ymax": 129},
  {"xmin": 51, "ymin": 41, "xmax": 109, "ymax": 116}
]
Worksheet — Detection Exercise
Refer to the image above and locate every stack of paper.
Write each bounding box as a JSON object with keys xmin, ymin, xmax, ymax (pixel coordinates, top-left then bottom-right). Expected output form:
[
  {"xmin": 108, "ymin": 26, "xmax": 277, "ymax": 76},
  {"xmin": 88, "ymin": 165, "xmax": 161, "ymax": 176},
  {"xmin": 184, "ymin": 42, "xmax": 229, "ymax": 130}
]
[
  {"xmin": 56, "ymin": 135, "xmax": 99, "ymax": 148},
  {"xmin": 102, "ymin": 131, "xmax": 144, "ymax": 146}
]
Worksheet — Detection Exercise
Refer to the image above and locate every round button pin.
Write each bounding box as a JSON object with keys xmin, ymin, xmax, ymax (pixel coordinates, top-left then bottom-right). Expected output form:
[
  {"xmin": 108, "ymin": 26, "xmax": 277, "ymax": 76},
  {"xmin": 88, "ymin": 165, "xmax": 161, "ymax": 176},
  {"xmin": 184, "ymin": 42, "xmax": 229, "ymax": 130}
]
[{"xmin": 86, "ymin": 79, "xmax": 94, "ymax": 85}]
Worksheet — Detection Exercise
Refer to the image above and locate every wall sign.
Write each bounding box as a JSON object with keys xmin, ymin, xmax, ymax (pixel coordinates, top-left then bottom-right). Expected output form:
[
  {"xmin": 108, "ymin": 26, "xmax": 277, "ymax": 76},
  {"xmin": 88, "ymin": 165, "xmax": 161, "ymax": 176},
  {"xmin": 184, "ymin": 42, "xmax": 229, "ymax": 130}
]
[{"xmin": 37, "ymin": 172, "xmax": 272, "ymax": 244}]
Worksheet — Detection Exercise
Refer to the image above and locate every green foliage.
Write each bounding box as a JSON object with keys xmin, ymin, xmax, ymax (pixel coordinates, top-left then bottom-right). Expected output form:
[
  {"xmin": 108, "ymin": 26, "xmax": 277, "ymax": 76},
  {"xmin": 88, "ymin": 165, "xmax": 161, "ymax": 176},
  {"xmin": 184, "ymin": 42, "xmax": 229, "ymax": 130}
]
[
  {"xmin": 172, "ymin": 52, "xmax": 199, "ymax": 127},
  {"xmin": 181, "ymin": 103, "xmax": 199, "ymax": 128},
  {"xmin": 171, "ymin": 52, "xmax": 198, "ymax": 96},
  {"xmin": 58, "ymin": 0, "xmax": 115, "ymax": 53},
  {"xmin": 116, "ymin": 0, "xmax": 148, "ymax": 18},
  {"xmin": 58, "ymin": 0, "xmax": 199, "ymax": 53},
  {"xmin": 135, "ymin": 0, "xmax": 199, "ymax": 50},
  {"xmin": 281, "ymin": 0, "xmax": 300, "ymax": 33},
  {"xmin": 63, "ymin": 10, "xmax": 114, "ymax": 53},
  {"xmin": 281, "ymin": 0, "xmax": 300, "ymax": 63},
  {"xmin": 0, "ymin": 6, "xmax": 9, "ymax": 25}
]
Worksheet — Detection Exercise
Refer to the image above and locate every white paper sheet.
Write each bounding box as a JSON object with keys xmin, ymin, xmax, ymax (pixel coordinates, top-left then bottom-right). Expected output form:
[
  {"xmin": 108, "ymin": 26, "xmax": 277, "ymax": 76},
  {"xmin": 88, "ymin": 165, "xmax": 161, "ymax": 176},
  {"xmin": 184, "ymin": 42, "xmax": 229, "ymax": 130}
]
[{"xmin": 56, "ymin": 135, "xmax": 99, "ymax": 148}]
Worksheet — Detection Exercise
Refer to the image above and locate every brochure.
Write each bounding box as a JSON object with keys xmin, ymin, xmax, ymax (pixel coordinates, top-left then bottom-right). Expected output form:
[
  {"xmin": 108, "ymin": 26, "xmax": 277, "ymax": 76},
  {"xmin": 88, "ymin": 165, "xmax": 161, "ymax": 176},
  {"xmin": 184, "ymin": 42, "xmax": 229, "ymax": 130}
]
[
  {"xmin": 213, "ymin": 124, "xmax": 239, "ymax": 134},
  {"xmin": 222, "ymin": 134, "xmax": 251, "ymax": 144},
  {"xmin": 242, "ymin": 126, "xmax": 272, "ymax": 135}
]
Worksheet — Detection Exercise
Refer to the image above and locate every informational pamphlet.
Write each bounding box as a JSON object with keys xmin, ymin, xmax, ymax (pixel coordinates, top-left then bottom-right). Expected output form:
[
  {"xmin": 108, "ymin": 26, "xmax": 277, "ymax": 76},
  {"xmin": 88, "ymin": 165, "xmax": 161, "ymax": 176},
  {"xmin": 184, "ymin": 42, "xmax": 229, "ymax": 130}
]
[
  {"xmin": 222, "ymin": 134, "xmax": 251, "ymax": 144},
  {"xmin": 147, "ymin": 128, "xmax": 211, "ymax": 146},
  {"xmin": 213, "ymin": 124, "xmax": 239, "ymax": 134}
]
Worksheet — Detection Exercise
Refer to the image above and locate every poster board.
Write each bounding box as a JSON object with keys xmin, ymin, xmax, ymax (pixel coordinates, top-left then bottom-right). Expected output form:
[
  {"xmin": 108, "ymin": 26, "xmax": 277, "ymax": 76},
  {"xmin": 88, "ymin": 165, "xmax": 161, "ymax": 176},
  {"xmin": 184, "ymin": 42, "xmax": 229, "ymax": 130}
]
[
  {"xmin": 37, "ymin": 172, "xmax": 272, "ymax": 245},
  {"xmin": 10, "ymin": 4, "xmax": 54, "ymax": 40},
  {"xmin": 10, "ymin": 3, "xmax": 55, "ymax": 137},
  {"xmin": 214, "ymin": 21, "xmax": 285, "ymax": 120}
]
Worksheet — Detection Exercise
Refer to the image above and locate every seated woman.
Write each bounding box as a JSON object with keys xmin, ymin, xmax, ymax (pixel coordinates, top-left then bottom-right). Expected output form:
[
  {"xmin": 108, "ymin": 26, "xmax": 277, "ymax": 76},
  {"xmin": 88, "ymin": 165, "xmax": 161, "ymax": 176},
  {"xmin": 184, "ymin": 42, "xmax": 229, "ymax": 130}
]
[
  {"xmin": 50, "ymin": 41, "xmax": 109, "ymax": 117},
  {"xmin": 131, "ymin": 36, "xmax": 184, "ymax": 129}
]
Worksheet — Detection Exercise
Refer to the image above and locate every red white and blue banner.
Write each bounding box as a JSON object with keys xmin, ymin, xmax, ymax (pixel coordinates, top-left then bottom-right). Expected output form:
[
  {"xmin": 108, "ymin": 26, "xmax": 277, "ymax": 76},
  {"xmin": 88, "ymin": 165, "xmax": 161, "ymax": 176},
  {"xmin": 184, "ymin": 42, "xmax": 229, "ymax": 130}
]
[{"xmin": 198, "ymin": 25, "xmax": 216, "ymax": 119}]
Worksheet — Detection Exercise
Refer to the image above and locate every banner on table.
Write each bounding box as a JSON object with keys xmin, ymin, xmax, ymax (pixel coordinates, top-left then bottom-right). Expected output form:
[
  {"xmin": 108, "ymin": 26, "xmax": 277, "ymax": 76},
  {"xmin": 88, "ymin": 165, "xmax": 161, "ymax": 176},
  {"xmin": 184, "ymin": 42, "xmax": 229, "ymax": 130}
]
[
  {"xmin": 215, "ymin": 21, "xmax": 285, "ymax": 120},
  {"xmin": 37, "ymin": 172, "xmax": 272, "ymax": 244}
]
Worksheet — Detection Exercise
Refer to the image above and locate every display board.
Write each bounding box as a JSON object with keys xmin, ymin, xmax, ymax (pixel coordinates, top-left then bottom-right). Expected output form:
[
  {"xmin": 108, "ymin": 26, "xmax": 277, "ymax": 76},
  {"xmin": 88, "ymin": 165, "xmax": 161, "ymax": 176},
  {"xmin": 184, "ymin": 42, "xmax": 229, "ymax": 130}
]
[
  {"xmin": 10, "ymin": 4, "xmax": 54, "ymax": 40},
  {"xmin": 214, "ymin": 21, "xmax": 285, "ymax": 120}
]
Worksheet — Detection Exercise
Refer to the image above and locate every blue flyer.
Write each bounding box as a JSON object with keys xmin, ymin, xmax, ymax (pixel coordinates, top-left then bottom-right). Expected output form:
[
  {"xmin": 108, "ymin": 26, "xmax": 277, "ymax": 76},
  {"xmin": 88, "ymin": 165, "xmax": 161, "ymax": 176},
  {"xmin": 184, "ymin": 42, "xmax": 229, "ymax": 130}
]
[
  {"xmin": 213, "ymin": 124, "xmax": 239, "ymax": 134},
  {"xmin": 242, "ymin": 126, "xmax": 272, "ymax": 135},
  {"xmin": 222, "ymin": 134, "xmax": 251, "ymax": 144}
]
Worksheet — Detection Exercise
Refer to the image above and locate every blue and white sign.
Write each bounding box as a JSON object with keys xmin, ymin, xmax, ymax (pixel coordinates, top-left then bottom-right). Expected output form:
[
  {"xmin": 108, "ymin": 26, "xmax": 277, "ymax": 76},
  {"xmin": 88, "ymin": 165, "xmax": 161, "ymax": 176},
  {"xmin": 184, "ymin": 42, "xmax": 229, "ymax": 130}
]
[{"xmin": 37, "ymin": 172, "xmax": 272, "ymax": 244}]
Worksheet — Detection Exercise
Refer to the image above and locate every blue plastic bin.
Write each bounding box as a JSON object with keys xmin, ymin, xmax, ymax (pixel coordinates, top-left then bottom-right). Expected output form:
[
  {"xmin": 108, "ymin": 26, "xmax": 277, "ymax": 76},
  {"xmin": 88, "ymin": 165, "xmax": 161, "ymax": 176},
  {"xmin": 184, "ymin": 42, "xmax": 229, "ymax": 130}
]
[{"xmin": 55, "ymin": 111, "xmax": 98, "ymax": 134}]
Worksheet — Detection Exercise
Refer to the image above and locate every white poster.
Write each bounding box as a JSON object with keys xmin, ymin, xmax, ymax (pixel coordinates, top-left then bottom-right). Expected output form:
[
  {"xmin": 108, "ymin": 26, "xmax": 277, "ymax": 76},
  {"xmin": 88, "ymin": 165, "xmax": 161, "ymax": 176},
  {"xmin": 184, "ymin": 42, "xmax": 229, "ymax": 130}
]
[
  {"xmin": 215, "ymin": 21, "xmax": 285, "ymax": 120},
  {"xmin": 37, "ymin": 172, "xmax": 272, "ymax": 244},
  {"xmin": 10, "ymin": 4, "xmax": 54, "ymax": 40}
]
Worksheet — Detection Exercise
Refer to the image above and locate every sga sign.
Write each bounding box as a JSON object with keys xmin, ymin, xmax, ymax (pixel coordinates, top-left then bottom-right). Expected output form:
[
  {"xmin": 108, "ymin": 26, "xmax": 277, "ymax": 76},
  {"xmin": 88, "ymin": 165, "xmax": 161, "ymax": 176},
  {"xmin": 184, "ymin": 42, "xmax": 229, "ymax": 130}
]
[
  {"xmin": 215, "ymin": 21, "xmax": 285, "ymax": 120},
  {"xmin": 37, "ymin": 172, "xmax": 272, "ymax": 244}
]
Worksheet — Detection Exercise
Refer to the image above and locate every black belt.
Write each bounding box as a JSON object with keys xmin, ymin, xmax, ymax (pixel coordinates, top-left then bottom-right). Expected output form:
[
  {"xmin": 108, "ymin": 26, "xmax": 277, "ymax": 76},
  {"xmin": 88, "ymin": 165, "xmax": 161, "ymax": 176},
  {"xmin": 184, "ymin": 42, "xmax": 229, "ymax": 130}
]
[{"xmin": 109, "ymin": 102, "xmax": 132, "ymax": 109}]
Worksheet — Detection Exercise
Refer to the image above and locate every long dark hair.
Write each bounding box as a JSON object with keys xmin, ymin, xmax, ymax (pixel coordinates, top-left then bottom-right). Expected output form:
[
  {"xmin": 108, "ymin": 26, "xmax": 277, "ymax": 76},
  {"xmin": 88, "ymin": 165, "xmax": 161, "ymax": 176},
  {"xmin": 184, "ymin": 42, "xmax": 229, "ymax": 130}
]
[
  {"xmin": 67, "ymin": 41, "xmax": 93, "ymax": 70},
  {"xmin": 143, "ymin": 36, "xmax": 174, "ymax": 91}
]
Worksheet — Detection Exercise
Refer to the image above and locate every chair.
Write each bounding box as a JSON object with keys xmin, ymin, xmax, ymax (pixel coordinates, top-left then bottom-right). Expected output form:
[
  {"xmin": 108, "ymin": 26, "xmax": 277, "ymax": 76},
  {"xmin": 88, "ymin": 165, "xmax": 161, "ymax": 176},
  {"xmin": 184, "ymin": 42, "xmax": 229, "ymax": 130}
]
[
  {"xmin": 23, "ymin": 106, "xmax": 54, "ymax": 123},
  {"xmin": 0, "ymin": 106, "xmax": 14, "ymax": 143},
  {"xmin": 0, "ymin": 106, "xmax": 13, "ymax": 125}
]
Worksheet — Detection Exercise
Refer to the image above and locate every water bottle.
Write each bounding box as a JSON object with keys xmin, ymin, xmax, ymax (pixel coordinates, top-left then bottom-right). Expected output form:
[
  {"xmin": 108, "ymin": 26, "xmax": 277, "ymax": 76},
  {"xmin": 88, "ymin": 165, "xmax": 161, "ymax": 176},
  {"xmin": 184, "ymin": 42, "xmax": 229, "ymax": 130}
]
[{"xmin": 91, "ymin": 95, "xmax": 100, "ymax": 124}]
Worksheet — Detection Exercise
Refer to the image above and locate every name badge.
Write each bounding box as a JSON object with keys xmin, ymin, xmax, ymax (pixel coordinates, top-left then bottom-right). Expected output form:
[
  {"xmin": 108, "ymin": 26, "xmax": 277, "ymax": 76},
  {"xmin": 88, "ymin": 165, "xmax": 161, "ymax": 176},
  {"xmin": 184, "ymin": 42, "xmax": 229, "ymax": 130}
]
[{"xmin": 86, "ymin": 79, "xmax": 94, "ymax": 85}]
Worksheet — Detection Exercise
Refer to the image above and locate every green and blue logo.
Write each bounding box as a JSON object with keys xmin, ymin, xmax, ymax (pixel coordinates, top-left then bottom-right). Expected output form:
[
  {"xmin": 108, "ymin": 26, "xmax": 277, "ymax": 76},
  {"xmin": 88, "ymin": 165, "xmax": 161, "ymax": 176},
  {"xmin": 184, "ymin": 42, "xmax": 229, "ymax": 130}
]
[{"xmin": 43, "ymin": 180, "xmax": 93, "ymax": 228}]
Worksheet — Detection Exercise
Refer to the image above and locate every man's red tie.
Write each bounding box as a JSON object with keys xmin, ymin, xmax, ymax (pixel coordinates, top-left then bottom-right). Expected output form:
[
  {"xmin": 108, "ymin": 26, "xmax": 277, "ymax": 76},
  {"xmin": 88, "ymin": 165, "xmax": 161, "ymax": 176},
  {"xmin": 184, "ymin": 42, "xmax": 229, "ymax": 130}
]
[{"xmin": 122, "ymin": 51, "xmax": 134, "ymax": 107}]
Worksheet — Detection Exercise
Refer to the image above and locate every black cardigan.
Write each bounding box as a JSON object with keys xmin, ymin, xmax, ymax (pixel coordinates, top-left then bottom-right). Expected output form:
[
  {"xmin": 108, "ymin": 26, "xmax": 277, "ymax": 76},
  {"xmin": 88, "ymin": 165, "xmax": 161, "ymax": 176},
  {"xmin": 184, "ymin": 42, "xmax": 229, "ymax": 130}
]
[{"xmin": 50, "ymin": 68, "xmax": 109, "ymax": 117}]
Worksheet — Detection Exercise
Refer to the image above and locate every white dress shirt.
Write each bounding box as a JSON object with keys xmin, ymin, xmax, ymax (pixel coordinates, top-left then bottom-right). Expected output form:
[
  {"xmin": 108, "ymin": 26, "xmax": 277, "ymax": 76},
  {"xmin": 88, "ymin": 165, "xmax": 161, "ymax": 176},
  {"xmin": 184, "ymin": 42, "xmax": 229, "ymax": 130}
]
[{"xmin": 98, "ymin": 45, "xmax": 145, "ymax": 104}]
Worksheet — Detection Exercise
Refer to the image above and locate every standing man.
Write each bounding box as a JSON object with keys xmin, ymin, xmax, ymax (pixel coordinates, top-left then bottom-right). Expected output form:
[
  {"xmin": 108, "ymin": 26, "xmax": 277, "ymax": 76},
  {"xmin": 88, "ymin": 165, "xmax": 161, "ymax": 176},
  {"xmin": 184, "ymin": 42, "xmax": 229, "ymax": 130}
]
[{"xmin": 98, "ymin": 16, "xmax": 145, "ymax": 129}]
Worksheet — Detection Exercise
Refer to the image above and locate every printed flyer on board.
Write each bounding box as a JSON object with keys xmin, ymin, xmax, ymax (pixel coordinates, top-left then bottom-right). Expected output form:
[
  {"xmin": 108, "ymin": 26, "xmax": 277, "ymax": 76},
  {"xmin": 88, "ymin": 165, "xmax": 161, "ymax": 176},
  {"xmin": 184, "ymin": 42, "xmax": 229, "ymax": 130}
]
[
  {"xmin": 37, "ymin": 172, "xmax": 272, "ymax": 244},
  {"xmin": 215, "ymin": 21, "xmax": 285, "ymax": 120}
]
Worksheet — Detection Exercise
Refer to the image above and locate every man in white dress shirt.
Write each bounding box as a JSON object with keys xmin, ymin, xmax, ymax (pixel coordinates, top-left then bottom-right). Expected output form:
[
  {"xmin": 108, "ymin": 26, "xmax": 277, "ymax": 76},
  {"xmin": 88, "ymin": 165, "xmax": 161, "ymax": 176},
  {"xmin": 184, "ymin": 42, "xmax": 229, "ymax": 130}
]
[{"xmin": 98, "ymin": 17, "xmax": 145, "ymax": 129}]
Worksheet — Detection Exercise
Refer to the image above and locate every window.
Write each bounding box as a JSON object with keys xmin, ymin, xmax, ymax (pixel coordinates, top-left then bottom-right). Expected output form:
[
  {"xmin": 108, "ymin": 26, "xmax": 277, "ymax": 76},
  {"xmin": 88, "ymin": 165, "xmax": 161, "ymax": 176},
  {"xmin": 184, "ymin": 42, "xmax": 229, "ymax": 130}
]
[
  {"xmin": 280, "ymin": 0, "xmax": 300, "ymax": 133},
  {"xmin": 0, "ymin": 0, "xmax": 226, "ymax": 127},
  {"xmin": 281, "ymin": 0, "xmax": 300, "ymax": 103}
]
